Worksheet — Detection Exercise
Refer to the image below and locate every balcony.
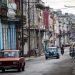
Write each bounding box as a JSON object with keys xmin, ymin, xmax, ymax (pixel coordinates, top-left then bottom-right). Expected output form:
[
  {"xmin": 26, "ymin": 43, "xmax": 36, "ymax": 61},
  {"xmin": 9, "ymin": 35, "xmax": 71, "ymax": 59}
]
[{"xmin": 36, "ymin": 0, "xmax": 45, "ymax": 9}]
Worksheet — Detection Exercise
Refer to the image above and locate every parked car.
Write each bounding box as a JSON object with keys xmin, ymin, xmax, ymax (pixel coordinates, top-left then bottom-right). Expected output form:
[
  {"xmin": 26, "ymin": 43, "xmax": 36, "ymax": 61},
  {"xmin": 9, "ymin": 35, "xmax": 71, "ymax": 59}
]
[
  {"xmin": 45, "ymin": 47, "xmax": 60, "ymax": 59},
  {"xmin": 0, "ymin": 50, "xmax": 25, "ymax": 72}
]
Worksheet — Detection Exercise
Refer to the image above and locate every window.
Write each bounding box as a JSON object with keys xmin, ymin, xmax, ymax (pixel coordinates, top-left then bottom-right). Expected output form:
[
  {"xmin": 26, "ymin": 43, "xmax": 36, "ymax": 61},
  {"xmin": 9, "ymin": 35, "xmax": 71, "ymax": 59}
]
[
  {"xmin": 8, "ymin": 0, "xmax": 15, "ymax": 3},
  {"xmin": 4, "ymin": 52, "xmax": 17, "ymax": 57},
  {"xmin": 0, "ymin": 0, "xmax": 2, "ymax": 7},
  {"xmin": 2, "ymin": 0, "xmax": 7, "ymax": 5},
  {"xmin": 0, "ymin": 51, "xmax": 20, "ymax": 58}
]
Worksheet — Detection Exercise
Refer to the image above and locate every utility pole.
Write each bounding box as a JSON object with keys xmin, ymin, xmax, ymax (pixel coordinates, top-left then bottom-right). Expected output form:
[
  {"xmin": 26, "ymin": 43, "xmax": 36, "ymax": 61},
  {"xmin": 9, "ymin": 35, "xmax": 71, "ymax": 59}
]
[
  {"xmin": 59, "ymin": 25, "xmax": 61, "ymax": 48},
  {"xmin": 28, "ymin": 0, "xmax": 31, "ymax": 57},
  {"xmin": 33, "ymin": 3, "xmax": 36, "ymax": 50},
  {"xmin": 38, "ymin": 20, "xmax": 41, "ymax": 55},
  {"xmin": 53, "ymin": 13, "xmax": 55, "ymax": 46},
  {"xmin": 38, "ymin": 8, "xmax": 41, "ymax": 56},
  {"xmin": 21, "ymin": 0, "xmax": 24, "ymax": 56}
]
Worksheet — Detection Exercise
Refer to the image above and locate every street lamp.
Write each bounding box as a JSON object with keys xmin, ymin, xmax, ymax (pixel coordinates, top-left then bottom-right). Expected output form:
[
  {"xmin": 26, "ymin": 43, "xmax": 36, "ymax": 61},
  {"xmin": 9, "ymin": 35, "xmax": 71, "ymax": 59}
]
[
  {"xmin": 59, "ymin": 25, "xmax": 61, "ymax": 48},
  {"xmin": 21, "ymin": 0, "xmax": 24, "ymax": 56},
  {"xmin": 26, "ymin": 0, "xmax": 31, "ymax": 57}
]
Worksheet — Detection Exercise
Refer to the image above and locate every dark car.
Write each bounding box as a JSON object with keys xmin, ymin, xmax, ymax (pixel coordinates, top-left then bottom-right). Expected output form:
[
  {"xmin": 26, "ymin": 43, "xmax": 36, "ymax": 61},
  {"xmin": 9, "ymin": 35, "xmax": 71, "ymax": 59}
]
[
  {"xmin": 0, "ymin": 50, "xmax": 25, "ymax": 72},
  {"xmin": 45, "ymin": 47, "xmax": 60, "ymax": 59}
]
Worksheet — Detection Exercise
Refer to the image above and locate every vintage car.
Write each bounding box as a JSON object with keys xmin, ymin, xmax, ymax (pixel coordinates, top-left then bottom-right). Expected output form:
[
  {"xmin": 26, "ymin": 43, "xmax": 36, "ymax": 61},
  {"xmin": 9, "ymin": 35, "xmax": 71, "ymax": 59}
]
[
  {"xmin": 0, "ymin": 50, "xmax": 25, "ymax": 72},
  {"xmin": 45, "ymin": 47, "xmax": 60, "ymax": 59}
]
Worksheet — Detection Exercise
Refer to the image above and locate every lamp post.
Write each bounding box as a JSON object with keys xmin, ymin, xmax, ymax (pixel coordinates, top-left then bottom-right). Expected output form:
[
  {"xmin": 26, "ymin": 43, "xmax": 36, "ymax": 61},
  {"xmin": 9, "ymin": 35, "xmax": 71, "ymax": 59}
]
[
  {"xmin": 21, "ymin": 0, "xmax": 24, "ymax": 56},
  {"xmin": 59, "ymin": 25, "xmax": 61, "ymax": 48},
  {"xmin": 28, "ymin": 0, "xmax": 31, "ymax": 57},
  {"xmin": 53, "ymin": 14, "xmax": 55, "ymax": 46}
]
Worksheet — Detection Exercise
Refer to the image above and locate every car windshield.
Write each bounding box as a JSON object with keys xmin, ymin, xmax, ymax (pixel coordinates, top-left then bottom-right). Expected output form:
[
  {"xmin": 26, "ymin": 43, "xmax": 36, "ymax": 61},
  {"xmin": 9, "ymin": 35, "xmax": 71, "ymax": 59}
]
[
  {"xmin": 0, "ymin": 51, "xmax": 19, "ymax": 58},
  {"xmin": 47, "ymin": 48, "xmax": 57, "ymax": 52}
]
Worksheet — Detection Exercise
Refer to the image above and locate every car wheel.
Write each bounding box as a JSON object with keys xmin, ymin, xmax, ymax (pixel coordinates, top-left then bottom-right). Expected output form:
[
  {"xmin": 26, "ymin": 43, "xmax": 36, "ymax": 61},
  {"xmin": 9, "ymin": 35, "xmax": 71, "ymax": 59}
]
[
  {"xmin": 2, "ymin": 68, "xmax": 5, "ymax": 72},
  {"xmin": 56, "ymin": 55, "xmax": 59, "ymax": 59},
  {"xmin": 45, "ymin": 56, "xmax": 48, "ymax": 60}
]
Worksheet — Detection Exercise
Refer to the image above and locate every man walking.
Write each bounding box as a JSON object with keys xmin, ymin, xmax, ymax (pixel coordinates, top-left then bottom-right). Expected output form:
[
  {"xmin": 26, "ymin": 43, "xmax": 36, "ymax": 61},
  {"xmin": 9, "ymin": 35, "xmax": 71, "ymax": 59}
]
[{"xmin": 61, "ymin": 45, "xmax": 64, "ymax": 55}]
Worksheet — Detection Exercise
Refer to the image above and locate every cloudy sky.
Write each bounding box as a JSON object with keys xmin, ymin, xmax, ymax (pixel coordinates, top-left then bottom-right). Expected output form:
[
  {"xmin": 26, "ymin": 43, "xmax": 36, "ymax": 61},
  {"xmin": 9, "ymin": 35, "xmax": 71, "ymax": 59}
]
[{"xmin": 42, "ymin": 0, "xmax": 75, "ymax": 14}]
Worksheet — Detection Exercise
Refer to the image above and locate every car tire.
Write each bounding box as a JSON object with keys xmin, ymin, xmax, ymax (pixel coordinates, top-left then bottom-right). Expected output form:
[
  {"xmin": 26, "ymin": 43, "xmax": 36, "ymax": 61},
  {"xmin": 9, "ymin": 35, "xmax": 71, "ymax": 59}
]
[
  {"xmin": 2, "ymin": 68, "xmax": 5, "ymax": 72},
  {"xmin": 45, "ymin": 56, "xmax": 48, "ymax": 60},
  {"xmin": 56, "ymin": 55, "xmax": 59, "ymax": 59}
]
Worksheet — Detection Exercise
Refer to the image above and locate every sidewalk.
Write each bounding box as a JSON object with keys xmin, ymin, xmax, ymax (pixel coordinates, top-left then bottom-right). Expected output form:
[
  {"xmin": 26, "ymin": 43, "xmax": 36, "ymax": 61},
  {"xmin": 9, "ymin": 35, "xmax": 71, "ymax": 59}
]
[
  {"xmin": 25, "ymin": 56, "xmax": 37, "ymax": 61},
  {"xmin": 71, "ymin": 59, "xmax": 75, "ymax": 75},
  {"xmin": 25, "ymin": 54, "xmax": 45, "ymax": 61}
]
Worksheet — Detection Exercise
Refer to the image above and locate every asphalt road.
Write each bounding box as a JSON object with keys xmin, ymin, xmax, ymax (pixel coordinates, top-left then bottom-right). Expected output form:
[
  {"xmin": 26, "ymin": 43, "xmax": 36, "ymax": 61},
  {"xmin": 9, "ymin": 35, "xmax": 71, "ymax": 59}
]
[{"xmin": 0, "ymin": 47, "xmax": 75, "ymax": 75}]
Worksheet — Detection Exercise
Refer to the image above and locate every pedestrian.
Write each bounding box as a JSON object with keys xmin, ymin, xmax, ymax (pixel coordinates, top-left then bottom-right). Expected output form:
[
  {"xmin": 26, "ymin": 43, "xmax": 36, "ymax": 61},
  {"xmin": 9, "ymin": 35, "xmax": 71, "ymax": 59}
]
[
  {"xmin": 34, "ymin": 48, "xmax": 39, "ymax": 56},
  {"xmin": 72, "ymin": 49, "xmax": 74, "ymax": 59},
  {"xmin": 61, "ymin": 45, "xmax": 64, "ymax": 55},
  {"xmin": 72, "ymin": 45, "xmax": 75, "ymax": 59}
]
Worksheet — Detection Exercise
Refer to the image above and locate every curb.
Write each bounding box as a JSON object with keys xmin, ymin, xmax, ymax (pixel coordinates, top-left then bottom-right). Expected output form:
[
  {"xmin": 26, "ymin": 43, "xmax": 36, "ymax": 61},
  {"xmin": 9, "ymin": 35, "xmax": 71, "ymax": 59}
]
[{"xmin": 25, "ymin": 55, "xmax": 45, "ymax": 61}]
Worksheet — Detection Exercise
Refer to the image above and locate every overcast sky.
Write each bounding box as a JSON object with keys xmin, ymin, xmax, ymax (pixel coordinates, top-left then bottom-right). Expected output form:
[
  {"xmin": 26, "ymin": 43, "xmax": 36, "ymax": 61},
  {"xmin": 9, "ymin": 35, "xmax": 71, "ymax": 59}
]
[{"xmin": 42, "ymin": 0, "xmax": 75, "ymax": 14}]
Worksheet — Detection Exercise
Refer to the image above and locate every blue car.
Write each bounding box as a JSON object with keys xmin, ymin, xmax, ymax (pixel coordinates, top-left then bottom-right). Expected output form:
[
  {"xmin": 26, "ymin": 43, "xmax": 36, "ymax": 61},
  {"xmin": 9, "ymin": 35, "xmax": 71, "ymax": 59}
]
[{"xmin": 45, "ymin": 47, "xmax": 60, "ymax": 59}]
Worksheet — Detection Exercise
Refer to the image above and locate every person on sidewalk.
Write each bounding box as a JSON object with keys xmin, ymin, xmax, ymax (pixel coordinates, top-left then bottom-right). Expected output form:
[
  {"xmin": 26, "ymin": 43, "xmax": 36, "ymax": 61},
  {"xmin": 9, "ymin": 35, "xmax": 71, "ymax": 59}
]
[
  {"xmin": 61, "ymin": 45, "xmax": 64, "ymax": 55},
  {"xmin": 72, "ymin": 45, "xmax": 75, "ymax": 59}
]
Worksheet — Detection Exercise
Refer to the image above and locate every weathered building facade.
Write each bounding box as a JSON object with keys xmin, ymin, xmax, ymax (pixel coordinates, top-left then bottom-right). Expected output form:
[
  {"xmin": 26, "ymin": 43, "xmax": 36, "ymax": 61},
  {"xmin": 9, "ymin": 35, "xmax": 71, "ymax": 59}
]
[{"xmin": 0, "ymin": 0, "xmax": 17, "ymax": 50}]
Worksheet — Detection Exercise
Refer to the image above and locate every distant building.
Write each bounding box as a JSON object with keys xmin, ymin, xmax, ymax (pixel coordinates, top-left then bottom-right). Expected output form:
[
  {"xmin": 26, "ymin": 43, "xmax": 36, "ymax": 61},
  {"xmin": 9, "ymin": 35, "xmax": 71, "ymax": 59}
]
[{"xmin": 56, "ymin": 11, "xmax": 70, "ymax": 47}]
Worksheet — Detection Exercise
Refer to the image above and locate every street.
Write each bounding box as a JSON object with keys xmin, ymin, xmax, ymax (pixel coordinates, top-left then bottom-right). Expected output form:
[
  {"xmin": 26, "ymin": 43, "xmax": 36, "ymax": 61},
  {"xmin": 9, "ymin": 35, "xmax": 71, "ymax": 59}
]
[
  {"xmin": 0, "ymin": 47, "xmax": 75, "ymax": 75},
  {"xmin": 1, "ymin": 0, "xmax": 75, "ymax": 75}
]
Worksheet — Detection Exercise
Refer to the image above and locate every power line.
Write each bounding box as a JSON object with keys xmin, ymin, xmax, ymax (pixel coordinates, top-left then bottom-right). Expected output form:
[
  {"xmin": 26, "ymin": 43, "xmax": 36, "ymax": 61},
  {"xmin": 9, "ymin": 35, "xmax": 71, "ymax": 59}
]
[{"xmin": 64, "ymin": 5, "xmax": 75, "ymax": 8}]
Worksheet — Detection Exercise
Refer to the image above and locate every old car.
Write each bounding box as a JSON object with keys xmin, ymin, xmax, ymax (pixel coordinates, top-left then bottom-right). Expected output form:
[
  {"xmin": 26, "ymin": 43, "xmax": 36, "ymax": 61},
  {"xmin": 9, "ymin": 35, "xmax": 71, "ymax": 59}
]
[
  {"xmin": 0, "ymin": 50, "xmax": 25, "ymax": 72},
  {"xmin": 45, "ymin": 47, "xmax": 60, "ymax": 59}
]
